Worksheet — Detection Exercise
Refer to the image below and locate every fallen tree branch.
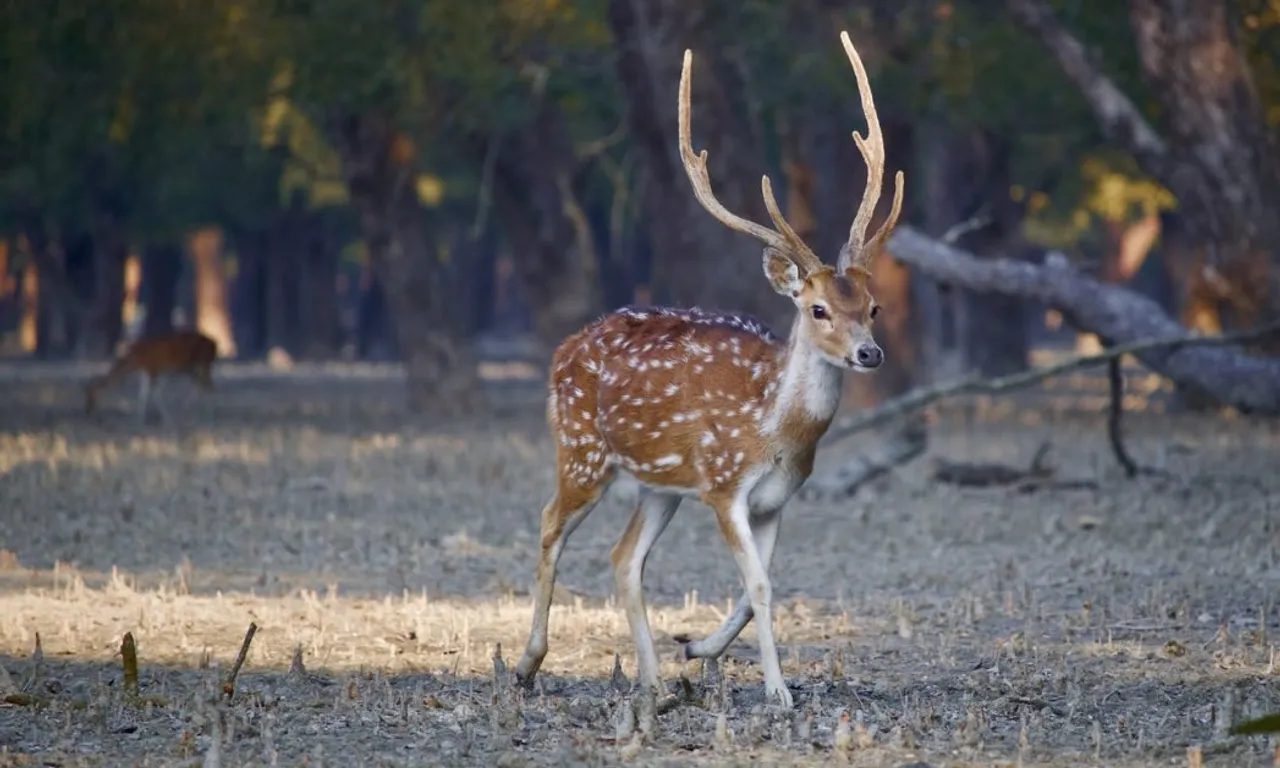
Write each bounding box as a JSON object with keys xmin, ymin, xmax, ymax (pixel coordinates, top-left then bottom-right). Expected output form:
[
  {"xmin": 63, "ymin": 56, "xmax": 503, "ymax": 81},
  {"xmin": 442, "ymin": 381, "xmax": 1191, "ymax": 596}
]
[
  {"xmin": 876, "ymin": 226, "xmax": 1280, "ymax": 415},
  {"xmin": 804, "ymin": 417, "xmax": 927, "ymax": 499},
  {"xmin": 1106, "ymin": 356, "xmax": 1140, "ymax": 477},
  {"xmin": 825, "ymin": 312, "xmax": 1280, "ymax": 446},
  {"xmin": 222, "ymin": 622, "xmax": 257, "ymax": 700},
  {"xmin": 933, "ymin": 441, "xmax": 1053, "ymax": 487}
]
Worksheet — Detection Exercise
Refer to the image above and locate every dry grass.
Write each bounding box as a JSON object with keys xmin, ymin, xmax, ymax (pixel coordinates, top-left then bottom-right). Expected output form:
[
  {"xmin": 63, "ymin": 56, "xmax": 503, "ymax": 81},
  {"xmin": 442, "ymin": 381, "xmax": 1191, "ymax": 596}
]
[{"xmin": 1, "ymin": 361, "xmax": 1279, "ymax": 767}]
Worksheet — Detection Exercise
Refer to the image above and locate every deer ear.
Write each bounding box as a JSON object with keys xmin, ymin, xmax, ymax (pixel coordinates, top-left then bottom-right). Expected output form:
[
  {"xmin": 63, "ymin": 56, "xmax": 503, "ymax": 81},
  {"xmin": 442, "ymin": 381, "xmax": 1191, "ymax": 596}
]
[{"xmin": 763, "ymin": 247, "xmax": 804, "ymax": 296}]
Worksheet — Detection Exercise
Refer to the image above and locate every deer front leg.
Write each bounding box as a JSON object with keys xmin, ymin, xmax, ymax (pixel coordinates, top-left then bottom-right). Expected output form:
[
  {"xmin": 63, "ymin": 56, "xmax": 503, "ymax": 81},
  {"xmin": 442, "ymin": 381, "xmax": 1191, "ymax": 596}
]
[
  {"xmin": 610, "ymin": 490, "xmax": 681, "ymax": 694},
  {"xmin": 681, "ymin": 508, "xmax": 781, "ymax": 661},
  {"xmin": 712, "ymin": 497, "xmax": 792, "ymax": 709}
]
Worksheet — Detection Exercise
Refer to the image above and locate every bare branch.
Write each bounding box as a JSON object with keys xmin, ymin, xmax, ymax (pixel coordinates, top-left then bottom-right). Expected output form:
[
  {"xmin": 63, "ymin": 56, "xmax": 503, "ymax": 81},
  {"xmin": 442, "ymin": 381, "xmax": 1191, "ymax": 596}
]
[
  {"xmin": 825, "ymin": 318, "xmax": 1280, "ymax": 445},
  {"xmin": 470, "ymin": 133, "xmax": 499, "ymax": 241},
  {"xmin": 803, "ymin": 417, "xmax": 927, "ymax": 499},
  {"xmin": 1106, "ymin": 356, "xmax": 1142, "ymax": 477},
  {"xmin": 575, "ymin": 120, "xmax": 628, "ymax": 161},
  {"xmin": 1006, "ymin": 0, "xmax": 1169, "ymax": 179},
  {"xmin": 221, "ymin": 622, "xmax": 258, "ymax": 700},
  {"xmin": 941, "ymin": 211, "xmax": 994, "ymax": 245}
]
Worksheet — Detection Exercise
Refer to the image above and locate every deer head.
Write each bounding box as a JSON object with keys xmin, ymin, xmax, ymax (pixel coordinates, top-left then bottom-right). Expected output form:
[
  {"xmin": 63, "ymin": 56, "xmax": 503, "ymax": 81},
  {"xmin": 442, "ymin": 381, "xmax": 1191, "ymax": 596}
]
[{"xmin": 678, "ymin": 31, "xmax": 905, "ymax": 372}]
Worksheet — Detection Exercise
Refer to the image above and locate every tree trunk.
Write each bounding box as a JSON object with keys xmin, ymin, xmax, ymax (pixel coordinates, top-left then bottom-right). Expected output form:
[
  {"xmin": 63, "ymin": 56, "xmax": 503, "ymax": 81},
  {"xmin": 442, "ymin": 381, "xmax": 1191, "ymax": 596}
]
[
  {"xmin": 297, "ymin": 210, "xmax": 341, "ymax": 360},
  {"xmin": 608, "ymin": 0, "xmax": 788, "ymax": 331},
  {"xmin": 62, "ymin": 229, "xmax": 94, "ymax": 356},
  {"xmin": 482, "ymin": 97, "xmax": 604, "ymax": 355},
  {"xmin": 333, "ymin": 110, "xmax": 480, "ymax": 411},
  {"xmin": 265, "ymin": 204, "xmax": 302, "ymax": 357},
  {"xmin": 1127, "ymin": 217, "xmax": 1177, "ymax": 316},
  {"xmin": 1009, "ymin": 0, "xmax": 1280, "ymax": 340},
  {"xmin": 229, "ymin": 228, "xmax": 268, "ymax": 358},
  {"xmin": 919, "ymin": 125, "xmax": 1028, "ymax": 378},
  {"xmin": 121, "ymin": 253, "xmax": 141, "ymax": 344},
  {"xmin": 0, "ymin": 239, "xmax": 10, "ymax": 326},
  {"xmin": 19, "ymin": 261, "xmax": 38, "ymax": 354},
  {"xmin": 355, "ymin": 263, "xmax": 394, "ymax": 360},
  {"xmin": 14, "ymin": 212, "xmax": 82, "ymax": 358},
  {"xmin": 468, "ymin": 224, "xmax": 499, "ymax": 335},
  {"xmin": 188, "ymin": 226, "xmax": 236, "ymax": 357},
  {"xmin": 888, "ymin": 226, "xmax": 1280, "ymax": 412},
  {"xmin": 1130, "ymin": 0, "xmax": 1280, "ymax": 333},
  {"xmin": 141, "ymin": 241, "xmax": 182, "ymax": 338},
  {"xmin": 1101, "ymin": 213, "xmax": 1161, "ymax": 284},
  {"xmin": 83, "ymin": 215, "xmax": 128, "ymax": 358}
]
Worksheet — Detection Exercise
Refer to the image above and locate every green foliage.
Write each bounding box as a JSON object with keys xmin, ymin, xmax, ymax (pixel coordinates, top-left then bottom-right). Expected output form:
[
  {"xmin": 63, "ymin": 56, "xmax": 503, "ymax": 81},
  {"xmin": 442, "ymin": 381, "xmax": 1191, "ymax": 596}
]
[
  {"xmin": 0, "ymin": 0, "xmax": 282, "ymax": 238},
  {"xmin": 2, "ymin": 0, "xmax": 1278, "ymax": 265}
]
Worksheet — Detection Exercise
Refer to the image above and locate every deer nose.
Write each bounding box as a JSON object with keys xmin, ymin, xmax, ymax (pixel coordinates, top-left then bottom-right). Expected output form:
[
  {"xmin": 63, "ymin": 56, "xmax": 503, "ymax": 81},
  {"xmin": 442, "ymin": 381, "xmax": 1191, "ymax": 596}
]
[{"xmin": 855, "ymin": 343, "xmax": 883, "ymax": 368}]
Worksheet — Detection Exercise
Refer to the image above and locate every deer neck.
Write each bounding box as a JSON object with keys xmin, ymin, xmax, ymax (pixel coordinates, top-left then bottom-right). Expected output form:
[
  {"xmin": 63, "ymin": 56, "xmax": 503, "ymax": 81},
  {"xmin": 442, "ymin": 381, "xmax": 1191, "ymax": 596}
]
[{"xmin": 760, "ymin": 320, "xmax": 843, "ymax": 441}]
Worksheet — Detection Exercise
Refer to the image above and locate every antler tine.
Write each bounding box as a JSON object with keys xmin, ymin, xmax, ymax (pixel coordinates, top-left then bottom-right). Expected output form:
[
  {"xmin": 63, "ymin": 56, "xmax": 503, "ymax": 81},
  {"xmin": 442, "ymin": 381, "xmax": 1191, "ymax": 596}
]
[
  {"xmin": 866, "ymin": 169, "xmax": 905, "ymax": 258},
  {"xmin": 761, "ymin": 176, "xmax": 825, "ymax": 274},
  {"xmin": 836, "ymin": 30, "xmax": 904, "ymax": 272},
  {"xmin": 679, "ymin": 50, "xmax": 823, "ymax": 274}
]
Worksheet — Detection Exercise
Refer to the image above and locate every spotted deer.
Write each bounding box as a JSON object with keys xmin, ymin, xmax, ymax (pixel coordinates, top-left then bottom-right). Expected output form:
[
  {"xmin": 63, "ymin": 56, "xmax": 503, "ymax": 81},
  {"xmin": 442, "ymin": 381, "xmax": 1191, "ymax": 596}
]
[
  {"xmin": 514, "ymin": 31, "xmax": 905, "ymax": 709},
  {"xmin": 85, "ymin": 330, "xmax": 217, "ymax": 423}
]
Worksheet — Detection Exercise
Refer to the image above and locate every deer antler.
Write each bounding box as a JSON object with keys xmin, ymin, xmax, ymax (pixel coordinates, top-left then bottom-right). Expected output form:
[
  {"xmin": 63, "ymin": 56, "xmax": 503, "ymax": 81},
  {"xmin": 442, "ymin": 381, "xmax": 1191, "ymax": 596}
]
[
  {"xmin": 679, "ymin": 50, "xmax": 825, "ymax": 276},
  {"xmin": 836, "ymin": 31, "xmax": 905, "ymax": 273}
]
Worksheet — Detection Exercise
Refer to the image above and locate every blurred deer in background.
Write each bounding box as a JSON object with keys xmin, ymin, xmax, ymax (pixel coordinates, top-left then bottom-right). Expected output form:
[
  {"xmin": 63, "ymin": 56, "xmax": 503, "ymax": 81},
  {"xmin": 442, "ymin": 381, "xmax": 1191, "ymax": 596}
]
[
  {"xmin": 85, "ymin": 330, "xmax": 217, "ymax": 424},
  {"xmin": 514, "ymin": 31, "xmax": 905, "ymax": 709}
]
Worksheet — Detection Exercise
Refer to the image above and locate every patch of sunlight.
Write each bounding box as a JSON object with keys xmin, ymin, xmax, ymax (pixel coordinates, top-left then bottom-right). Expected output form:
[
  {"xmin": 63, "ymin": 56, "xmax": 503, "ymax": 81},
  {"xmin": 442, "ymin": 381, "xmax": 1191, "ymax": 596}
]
[
  {"xmin": 0, "ymin": 581, "xmax": 789, "ymax": 680},
  {"xmin": 0, "ymin": 433, "xmax": 273, "ymax": 474},
  {"xmin": 416, "ymin": 174, "xmax": 445, "ymax": 207}
]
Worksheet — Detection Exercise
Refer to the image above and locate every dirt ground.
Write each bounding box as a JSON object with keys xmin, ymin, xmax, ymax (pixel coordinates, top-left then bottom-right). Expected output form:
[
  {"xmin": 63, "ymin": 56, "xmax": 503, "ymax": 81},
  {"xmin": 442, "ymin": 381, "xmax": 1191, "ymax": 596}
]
[{"xmin": 1, "ymin": 359, "xmax": 1279, "ymax": 767}]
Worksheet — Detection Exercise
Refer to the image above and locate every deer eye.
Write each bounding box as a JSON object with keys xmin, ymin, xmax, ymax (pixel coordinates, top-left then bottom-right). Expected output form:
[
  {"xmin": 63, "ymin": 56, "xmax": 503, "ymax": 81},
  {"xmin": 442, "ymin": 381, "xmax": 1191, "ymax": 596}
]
[
  {"xmin": 810, "ymin": 305, "xmax": 828, "ymax": 320},
  {"xmin": 870, "ymin": 305, "xmax": 880, "ymax": 319}
]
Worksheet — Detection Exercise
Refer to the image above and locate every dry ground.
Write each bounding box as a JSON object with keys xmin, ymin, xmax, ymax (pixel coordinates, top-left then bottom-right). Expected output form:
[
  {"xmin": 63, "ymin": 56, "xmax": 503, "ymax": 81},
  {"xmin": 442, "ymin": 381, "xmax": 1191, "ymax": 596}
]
[{"xmin": 1, "ymin": 359, "xmax": 1279, "ymax": 767}]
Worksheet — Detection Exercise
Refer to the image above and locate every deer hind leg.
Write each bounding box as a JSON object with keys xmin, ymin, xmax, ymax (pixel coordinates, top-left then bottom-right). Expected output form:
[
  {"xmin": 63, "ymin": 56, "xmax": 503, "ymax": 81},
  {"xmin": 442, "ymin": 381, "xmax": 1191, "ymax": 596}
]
[
  {"xmin": 514, "ymin": 475, "xmax": 612, "ymax": 687},
  {"xmin": 680, "ymin": 509, "xmax": 782, "ymax": 661},
  {"xmin": 611, "ymin": 489, "xmax": 682, "ymax": 694}
]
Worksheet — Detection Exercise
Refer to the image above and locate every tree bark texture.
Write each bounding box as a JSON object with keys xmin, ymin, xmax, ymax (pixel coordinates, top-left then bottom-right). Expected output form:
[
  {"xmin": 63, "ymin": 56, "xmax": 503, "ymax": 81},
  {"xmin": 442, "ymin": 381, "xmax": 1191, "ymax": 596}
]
[
  {"xmin": 188, "ymin": 226, "xmax": 237, "ymax": 358},
  {"xmin": 333, "ymin": 109, "xmax": 479, "ymax": 411},
  {"xmin": 141, "ymin": 241, "xmax": 182, "ymax": 339},
  {"xmin": 1009, "ymin": 0, "xmax": 1280, "ymax": 338}
]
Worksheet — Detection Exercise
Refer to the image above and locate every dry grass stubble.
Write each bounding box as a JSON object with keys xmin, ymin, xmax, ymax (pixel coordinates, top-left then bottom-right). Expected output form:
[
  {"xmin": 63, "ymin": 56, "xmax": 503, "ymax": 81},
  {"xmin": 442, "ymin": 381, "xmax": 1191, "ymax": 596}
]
[{"xmin": 1, "ymin": 362, "xmax": 1279, "ymax": 766}]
